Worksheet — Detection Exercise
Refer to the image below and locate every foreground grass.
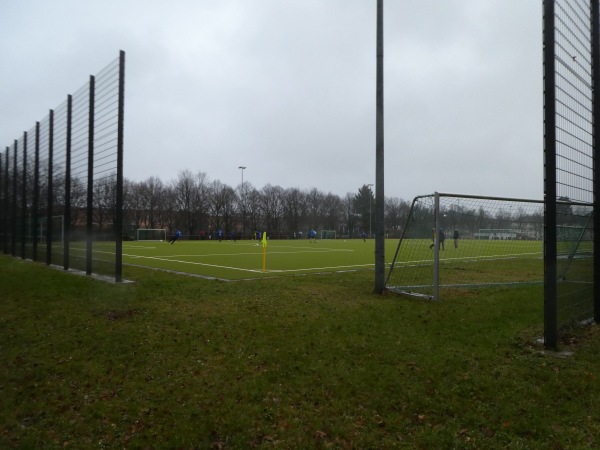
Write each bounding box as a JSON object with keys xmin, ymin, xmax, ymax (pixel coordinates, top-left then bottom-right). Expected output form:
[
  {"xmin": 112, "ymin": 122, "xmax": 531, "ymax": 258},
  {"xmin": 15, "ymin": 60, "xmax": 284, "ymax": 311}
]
[{"xmin": 1, "ymin": 256, "xmax": 599, "ymax": 449}]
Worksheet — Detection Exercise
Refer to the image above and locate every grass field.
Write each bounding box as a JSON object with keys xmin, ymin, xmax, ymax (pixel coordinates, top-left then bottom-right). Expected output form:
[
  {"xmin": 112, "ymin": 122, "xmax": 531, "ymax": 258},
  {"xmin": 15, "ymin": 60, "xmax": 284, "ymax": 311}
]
[
  {"xmin": 80, "ymin": 237, "xmax": 545, "ymax": 285},
  {"xmin": 2, "ymin": 253, "xmax": 600, "ymax": 448},
  {"xmin": 106, "ymin": 238, "xmax": 398, "ymax": 280}
]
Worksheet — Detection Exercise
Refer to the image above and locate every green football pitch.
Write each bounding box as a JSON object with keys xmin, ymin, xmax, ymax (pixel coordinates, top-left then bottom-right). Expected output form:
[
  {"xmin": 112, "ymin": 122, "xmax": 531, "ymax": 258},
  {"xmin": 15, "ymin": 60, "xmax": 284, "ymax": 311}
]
[
  {"xmin": 69, "ymin": 238, "xmax": 552, "ymax": 282},
  {"xmin": 109, "ymin": 238, "xmax": 399, "ymax": 280}
]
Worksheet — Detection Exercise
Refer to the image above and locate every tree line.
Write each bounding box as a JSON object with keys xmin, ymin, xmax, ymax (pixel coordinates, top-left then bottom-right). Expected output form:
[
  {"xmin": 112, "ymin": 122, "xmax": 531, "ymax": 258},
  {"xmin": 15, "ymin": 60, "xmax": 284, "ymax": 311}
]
[{"xmin": 123, "ymin": 170, "xmax": 411, "ymax": 239}]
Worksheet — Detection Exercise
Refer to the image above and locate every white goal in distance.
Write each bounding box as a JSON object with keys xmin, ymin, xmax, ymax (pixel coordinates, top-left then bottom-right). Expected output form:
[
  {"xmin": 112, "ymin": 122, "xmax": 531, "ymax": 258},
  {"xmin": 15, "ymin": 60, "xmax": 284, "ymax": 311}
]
[
  {"xmin": 136, "ymin": 229, "xmax": 167, "ymax": 241},
  {"xmin": 320, "ymin": 230, "xmax": 337, "ymax": 239}
]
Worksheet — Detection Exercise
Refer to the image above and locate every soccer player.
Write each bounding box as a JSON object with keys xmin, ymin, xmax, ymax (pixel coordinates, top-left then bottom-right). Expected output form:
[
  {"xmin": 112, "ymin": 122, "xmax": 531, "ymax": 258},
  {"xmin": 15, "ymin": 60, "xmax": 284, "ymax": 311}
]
[
  {"xmin": 169, "ymin": 229, "xmax": 182, "ymax": 244},
  {"xmin": 309, "ymin": 229, "xmax": 317, "ymax": 243}
]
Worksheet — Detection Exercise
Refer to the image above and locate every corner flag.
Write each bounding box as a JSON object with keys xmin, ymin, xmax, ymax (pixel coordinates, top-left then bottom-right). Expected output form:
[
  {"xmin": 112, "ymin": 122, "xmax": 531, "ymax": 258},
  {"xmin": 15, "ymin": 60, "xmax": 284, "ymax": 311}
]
[{"xmin": 261, "ymin": 231, "xmax": 267, "ymax": 272}]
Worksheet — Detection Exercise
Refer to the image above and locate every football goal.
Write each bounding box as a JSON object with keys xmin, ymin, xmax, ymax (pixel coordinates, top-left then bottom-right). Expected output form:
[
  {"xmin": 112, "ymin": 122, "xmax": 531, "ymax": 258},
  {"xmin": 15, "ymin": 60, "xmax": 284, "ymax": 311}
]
[
  {"xmin": 34, "ymin": 215, "xmax": 64, "ymax": 245},
  {"xmin": 320, "ymin": 230, "xmax": 337, "ymax": 239},
  {"xmin": 385, "ymin": 192, "xmax": 593, "ymax": 301},
  {"xmin": 136, "ymin": 228, "xmax": 167, "ymax": 241}
]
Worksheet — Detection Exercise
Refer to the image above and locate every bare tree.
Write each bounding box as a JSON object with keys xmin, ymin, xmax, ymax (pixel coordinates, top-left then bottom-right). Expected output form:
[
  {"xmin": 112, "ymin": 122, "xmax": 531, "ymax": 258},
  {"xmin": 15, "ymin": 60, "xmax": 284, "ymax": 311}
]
[
  {"xmin": 208, "ymin": 180, "xmax": 237, "ymax": 233},
  {"xmin": 283, "ymin": 187, "xmax": 307, "ymax": 235},
  {"xmin": 305, "ymin": 188, "xmax": 325, "ymax": 229},
  {"xmin": 261, "ymin": 184, "xmax": 285, "ymax": 235},
  {"xmin": 341, "ymin": 192, "xmax": 357, "ymax": 236},
  {"xmin": 139, "ymin": 176, "xmax": 166, "ymax": 229},
  {"xmin": 322, "ymin": 192, "xmax": 343, "ymax": 231},
  {"xmin": 93, "ymin": 174, "xmax": 121, "ymax": 234},
  {"xmin": 384, "ymin": 197, "xmax": 410, "ymax": 237},
  {"xmin": 246, "ymin": 186, "xmax": 263, "ymax": 236},
  {"xmin": 171, "ymin": 170, "xmax": 209, "ymax": 236}
]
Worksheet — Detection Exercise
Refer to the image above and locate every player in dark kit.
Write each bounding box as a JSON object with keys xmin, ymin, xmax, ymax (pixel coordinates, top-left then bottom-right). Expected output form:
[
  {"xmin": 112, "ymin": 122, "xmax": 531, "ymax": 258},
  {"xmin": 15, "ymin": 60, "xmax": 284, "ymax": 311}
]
[{"xmin": 169, "ymin": 230, "xmax": 182, "ymax": 244}]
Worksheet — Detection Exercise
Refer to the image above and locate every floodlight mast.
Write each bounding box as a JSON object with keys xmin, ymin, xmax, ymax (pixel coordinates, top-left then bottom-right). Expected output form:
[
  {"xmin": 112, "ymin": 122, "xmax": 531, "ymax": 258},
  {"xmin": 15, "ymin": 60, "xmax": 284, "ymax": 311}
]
[{"xmin": 374, "ymin": 0, "xmax": 385, "ymax": 293}]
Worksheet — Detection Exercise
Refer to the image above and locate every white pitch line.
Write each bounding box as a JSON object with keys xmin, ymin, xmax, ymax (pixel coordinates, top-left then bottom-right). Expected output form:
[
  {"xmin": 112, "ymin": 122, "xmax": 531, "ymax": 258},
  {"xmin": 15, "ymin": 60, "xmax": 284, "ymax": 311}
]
[
  {"xmin": 117, "ymin": 253, "xmax": 378, "ymax": 274},
  {"xmin": 394, "ymin": 251, "xmax": 542, "ymax": 268},
  {"xmin": 150, "ymin": 249, "xmax": 354, "ymax": 259}
]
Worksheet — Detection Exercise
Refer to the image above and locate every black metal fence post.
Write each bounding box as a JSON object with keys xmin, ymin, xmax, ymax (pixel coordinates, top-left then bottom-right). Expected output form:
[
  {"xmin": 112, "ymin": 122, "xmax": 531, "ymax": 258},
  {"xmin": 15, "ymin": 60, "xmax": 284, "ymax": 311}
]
[
  {"xmin": 115, "ymin": 50, "xmax": 126, "ymax": 282},
  {"xmin": 543, "ymin": 0, "xmax": 558, "ymax": 349},
  {"xmin": 64, "ymin": 95, "xmax": 72, "ymax": 271},
  {"xmin": 21, "ymin": 132, "xmax": 27, "ymax": 259},
  {"xmin": 11, "ymin": 140, "xmax": 17, "ymax": 257},
  {"xmin": 3, "ymin": 149, "xmax": 8, "ymax": 255},
  {"xmin": 32, "ymin": 122, "xmax": 40, "ymax": 262},
  {"xmin": 86, "ymin": 76, "xmax": 95, "ymax": 276},
  {"xmin": 592, "ymin": 0, "xmax": 600, "ymax": 324},
  {"xmin": 46, "ymin": 110, "xmax": 54, "ymax": 266}
]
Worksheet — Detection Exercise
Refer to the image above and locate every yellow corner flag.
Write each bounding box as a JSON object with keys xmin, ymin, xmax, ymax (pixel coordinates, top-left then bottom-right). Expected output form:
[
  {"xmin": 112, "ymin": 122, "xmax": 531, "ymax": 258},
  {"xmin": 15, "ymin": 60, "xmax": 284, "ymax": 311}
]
[{"xmin": 262, "ymin": 231, "xmax": 267, "ymax": 272}]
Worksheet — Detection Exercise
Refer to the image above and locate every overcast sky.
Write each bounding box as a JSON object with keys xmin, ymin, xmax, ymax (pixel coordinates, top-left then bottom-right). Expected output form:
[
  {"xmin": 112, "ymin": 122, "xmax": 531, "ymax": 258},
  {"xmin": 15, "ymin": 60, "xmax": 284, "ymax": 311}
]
[{"xmin": 1, "ymin": 1, "xmax": 542, "ymax": 202}]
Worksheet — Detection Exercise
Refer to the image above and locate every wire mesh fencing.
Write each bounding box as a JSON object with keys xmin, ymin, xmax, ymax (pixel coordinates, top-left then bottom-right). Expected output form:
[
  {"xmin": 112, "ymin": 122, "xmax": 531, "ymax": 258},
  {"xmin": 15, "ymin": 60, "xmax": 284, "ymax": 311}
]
[{"xmin": 0, "ymin": 51, "xmax": 125, "ymax": 281}]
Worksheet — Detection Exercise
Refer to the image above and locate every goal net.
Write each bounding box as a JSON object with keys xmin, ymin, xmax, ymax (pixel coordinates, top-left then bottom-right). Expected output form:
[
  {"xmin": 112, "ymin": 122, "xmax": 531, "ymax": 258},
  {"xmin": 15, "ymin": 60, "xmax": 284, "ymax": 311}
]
[
  {"xmin": 385, "ymin": 193, "xmax": 592, "ymax": 300},
  {"xmin": 320, "ymin": 230, "xmax": 337, "ymax": 239},
  {"xmin": 136, "ymin": 228, "xmax": 167, "ymax": 241}
]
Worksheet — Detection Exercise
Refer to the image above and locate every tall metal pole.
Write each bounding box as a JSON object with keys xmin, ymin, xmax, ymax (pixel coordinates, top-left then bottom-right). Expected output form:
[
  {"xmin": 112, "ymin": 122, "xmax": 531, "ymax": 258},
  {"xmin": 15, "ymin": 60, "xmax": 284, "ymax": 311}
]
[
  {"xmin": 21, "ymin": 131, "xmax": 27, "ymax": 259},
  {"xmin": 64, "ymin": 95, "xmax": 72, "ymax": 271},
  {"xmin": 543, "ymin": 0, "xmax": 558, "ymax": 349},
  {"xmin": 374, "ymin": 0, "xmax": 386, "ymax": 293},
  {"xmin": 86, "ymin": 76, "xmax": 95, "ymax": 276},
  {"xmin": 11, "ymin": 141, "xmax": 17, "ymax": 257},
  {"xmin": 115, "ymin": 50, "xmax": 126, "ymax": 282},
  {"xmin": 46, "ymin": 110, "xmax": 54, "ymax": 266},
  {"xmin": 591, "ymin": 0, "xmax": 600, "ymax": 324}
]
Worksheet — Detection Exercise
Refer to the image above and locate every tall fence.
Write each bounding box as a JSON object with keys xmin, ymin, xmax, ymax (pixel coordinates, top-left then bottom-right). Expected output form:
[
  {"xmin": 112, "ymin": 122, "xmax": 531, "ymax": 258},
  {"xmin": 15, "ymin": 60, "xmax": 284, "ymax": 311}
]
[
  {"xmin": 0, "ymin": 51, "xmax": 125, "ymax": 281},
  {"xmin": 543, "ymin": 1, "xmax": 599, "ymax": 347}
]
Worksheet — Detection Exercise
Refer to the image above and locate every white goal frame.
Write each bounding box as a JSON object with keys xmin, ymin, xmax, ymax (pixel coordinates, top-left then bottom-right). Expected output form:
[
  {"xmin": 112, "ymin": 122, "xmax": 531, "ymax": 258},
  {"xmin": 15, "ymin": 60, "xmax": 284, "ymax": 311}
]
[
  {"xmin": 320, "ymin": 230, "xmax": 337, "ymax": 239},
  {"xmin": 136, "ymin": 228, "xmax": 167, "ymax": 241},
  {"xmin": 386, "ymin": 192, "xmax": 594, "ymax": 301},
  {"xmin": 35, "ymin": 215, "xmax": 64, "ymax": 245}
]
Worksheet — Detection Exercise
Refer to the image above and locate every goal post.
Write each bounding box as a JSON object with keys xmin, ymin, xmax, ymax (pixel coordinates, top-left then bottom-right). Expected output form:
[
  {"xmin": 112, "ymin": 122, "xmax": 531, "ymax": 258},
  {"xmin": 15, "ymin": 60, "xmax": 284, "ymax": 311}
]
[
  {"xmin": 136, "ymin": 228, "xmax": 167, "ymax": 241},
  {"xmin": 385, "ymin": 193, "xmax": 592, "ymax": 301},
  {"xmin": 35, "ymin": 215, "xmax": 64, "ymax": 245},
  {"xmin": 320, "ymin": 230, "xmax": 336, "ymax": 239}
]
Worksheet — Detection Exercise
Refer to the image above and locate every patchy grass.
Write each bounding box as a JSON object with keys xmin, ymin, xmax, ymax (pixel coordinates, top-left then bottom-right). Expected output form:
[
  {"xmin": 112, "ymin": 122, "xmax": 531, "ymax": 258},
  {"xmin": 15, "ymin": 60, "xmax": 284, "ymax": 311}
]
[{"xmin": 1, "ymin": 255, "xmax": 599, "ymax": 449}]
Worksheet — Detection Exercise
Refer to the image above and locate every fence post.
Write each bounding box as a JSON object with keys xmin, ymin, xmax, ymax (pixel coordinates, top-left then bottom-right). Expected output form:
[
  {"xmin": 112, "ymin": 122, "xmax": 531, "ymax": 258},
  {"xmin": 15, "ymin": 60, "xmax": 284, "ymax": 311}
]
[
  {"xmin": 543, "ymin": 0, "xmax": 558, "ymax": 349},
  {"xmin": 46, "ymin": 110, "xmax": 54, "ymax": 266},
  {"xmin": 592, "ymin": 0, "xmax": 600, "ymax": 324},
  {"xmin": 86, "ymin": 76, "xmax": 95, "ymax": 276},
  {"xmin": 433, "ymin": 192, "xmax": 440, "ymax": 301},
  {"xmin": 12, "ymin": 140, "xmax": 17, "ymax": 257},
  {"xmin": 32, "ymin": 122, "xmax": 40, "ymax": 262},
  {"xmin": 64, "ymin": 95, "xmax": 72, "ymax": 271},
  {"xmin": 21, "ymin": 132, "xmax": 27, "ymax": 259},
  {"xmin": 115, "ymin": 50, "xmax": 125, "ymax": 282}
]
